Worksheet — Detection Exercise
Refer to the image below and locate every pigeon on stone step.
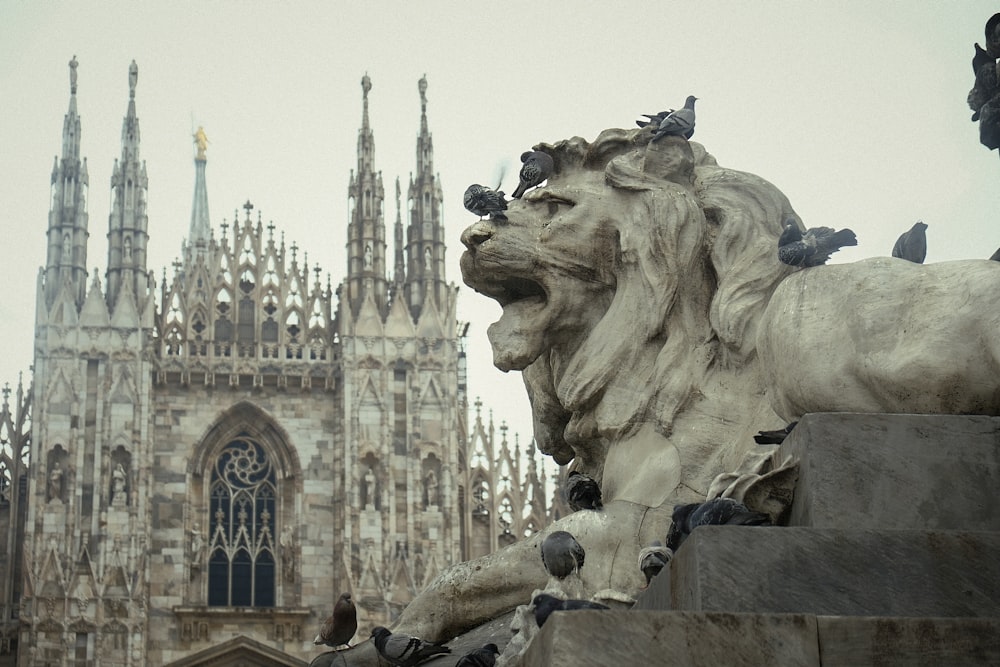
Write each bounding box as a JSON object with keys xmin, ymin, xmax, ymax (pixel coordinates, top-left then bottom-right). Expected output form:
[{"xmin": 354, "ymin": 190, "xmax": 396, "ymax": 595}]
[
  {"xmin": 637, "ymin": 540, "xmax": 673, "ymax": 588},
  {"xmin": 665, "ymin": 498, "xmax": 771, "ymax": 552},
  {"xmin": 753, "ymin": 421, "xmax": 798, "ymax": 445},
  {"xmin": 564, "ymin": 470, "xmax": 603, "ymax": 511},
  {"xmin": 650, "ymin": 95, "xmax": 697, "ymax": 141},
  {"xmin": 314, "ymin": 592, "xmax": 358, "ymax": 648},
  {"xmin": 455, "ymin": 643, "xmax": 500, "ymax": 667},
  {"xmin": 463, "ymin": 184, "xmax": 508, "ymax": 220},
  {"xmin": 777, "ymin": 219, "xmax": 857, "ymax": 267},
  {"xmin": 892, "ymin": 221, "xmax": 928, "ymax": 264},
  {"xmin": 369, "ymin": 626, "xmax": 450, "ymax": 666},
  {"xmin": 540, "ymin": 530, "xmax": 585, "ymax": 580},
  {"xmin": 532, "ymin": 593, "xmax": 609, "ymax": 628},
  {"xmin": 511, "ymin": 151, "xmax": 555, "ymax": 199}
]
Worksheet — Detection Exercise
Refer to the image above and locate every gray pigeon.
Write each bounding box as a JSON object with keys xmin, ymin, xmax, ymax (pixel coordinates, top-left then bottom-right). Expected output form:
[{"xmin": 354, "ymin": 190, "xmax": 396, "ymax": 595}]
[
  {"xmin": 314, "ymin": 592, "xmax": 358, "ymax": 648},
  {"xmin": 511, "ymin": 151, "xmax": 555, "ymax": 199},
  {"xmin": 753, "ymin": 421, "xmax": 798, "ymax": 445},
  {"xmin": 532, "ymin": 593, "xmax": 609, "ymax": 628},
  {"xmin": 369, "ymin": 626, "xmax": 450, "ymax": 666},
  {"xmin": 651, "ymin": 95, "xmax": 697, "ymax": 141},
  {"xmin": 463, "ymin": 184, "xmax": 508, "ymax": 220},
  {"xmin": 540, "ymin": 530, "xmax": 585, "ymax": 579},
  {"xmin": 564, "ymin": 470, "xmax": 602, "ymax": 511},
  {"xmin": 892, "ymin": 221, "xmax": 927, "ymax": 263},
  {"xmin": 455, "ymin": 643, "xmax": 500, "ymax": 667},
  {"xmin": 665, "ymin": 498, "xmax": 771, "ymax": 553},
  {"xmin": 637, "ymin": 540, "xmax": 673, "ymax": 588},
  {"xmin": 777, "ymin": 219, "xmax": 857, "ymax": 267}
]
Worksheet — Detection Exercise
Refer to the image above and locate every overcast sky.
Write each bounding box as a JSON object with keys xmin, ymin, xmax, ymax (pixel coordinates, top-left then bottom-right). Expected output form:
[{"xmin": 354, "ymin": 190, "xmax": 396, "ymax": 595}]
[{"xmin": 2, "ymin": 2, "xmax": 998, "ymax": 451}]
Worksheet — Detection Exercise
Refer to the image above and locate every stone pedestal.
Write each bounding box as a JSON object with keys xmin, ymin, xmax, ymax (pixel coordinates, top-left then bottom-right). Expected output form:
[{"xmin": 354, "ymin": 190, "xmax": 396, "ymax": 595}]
[
  {"xmin": 524, "ymin": 413, "xmax": 1000, "ymax": 666},
  {"xmin": 778, "ymin": 413, "xmax": 1000, "ymax": 531}
]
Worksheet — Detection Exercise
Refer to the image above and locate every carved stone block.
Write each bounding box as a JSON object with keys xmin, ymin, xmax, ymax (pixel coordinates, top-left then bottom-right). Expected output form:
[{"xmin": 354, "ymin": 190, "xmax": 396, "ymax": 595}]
[
  {"xmin": 671, "ymin": 526, "xmax": 1000, "ymax": 617},
  {"xmin": 780, "ymin": 413, "xmax": 1000, "ymax": 531}
]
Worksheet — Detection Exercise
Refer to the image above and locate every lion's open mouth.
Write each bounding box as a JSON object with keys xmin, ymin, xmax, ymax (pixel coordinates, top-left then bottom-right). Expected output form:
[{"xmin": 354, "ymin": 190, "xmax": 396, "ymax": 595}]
[{"xmin": 488, "ymin": 276, "xmax": 546, "ymax": 308}]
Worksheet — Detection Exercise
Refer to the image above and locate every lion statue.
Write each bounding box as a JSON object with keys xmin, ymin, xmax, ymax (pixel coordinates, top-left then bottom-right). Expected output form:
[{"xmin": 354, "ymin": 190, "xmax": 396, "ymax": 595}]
[{"xmin": 330, "ymin": 126, "xmax": 1000, "ymax": 665}]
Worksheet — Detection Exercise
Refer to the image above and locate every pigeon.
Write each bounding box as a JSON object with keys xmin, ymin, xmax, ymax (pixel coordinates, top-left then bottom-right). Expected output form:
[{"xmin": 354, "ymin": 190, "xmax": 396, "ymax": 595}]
[
  {"xmin": 777, "ymin": 219, "xmax": 857, "ymax": 267},
  {"xmin": 665, "ymin": 498, "xmax": 771, "ymax": 552},
  {"xmin": 532, "ymin": 593, "xmax": 609, "ymax": 628},
  {"xmin": 314, "ymin": 592, "xmax": 358, "ymax": 648},
  {"xmin": 463, "ymin": 184, "xmax": 508, "ymax": 220},
  {"xmin": 511, "ymin": 150, "xmax": 555, "ymax": 199},
  {"xmin": 892, "ymin": 221, "xmax": 927, "ymax": 264},
  {"xmin": 540, "ymin": 530, "xmax": 585, "ymax": 580},
  {"xmin": 564, "ymin": 470, "xmax": 602, "ymax": 511},
  {"xmin": 370, "ymin": 626, "xmax": 451, "ymax": 667},
  {"xmin": 455, "ymin": 643, "xmax": 500, "ymax": 667},
  {"xmin": 651, "ymin": 95, "xmax": 697, "ymax": 141},
  {"xmin": 635, "ymin": 111, "xmax": 669, "ymax": 128},
  {"xmin": 753, "ymin": 421, "xmax": 798, "ymax": 445},
  {"xmin": 637, "ymin": 540, "xmax": 673, "ymax": 588}
]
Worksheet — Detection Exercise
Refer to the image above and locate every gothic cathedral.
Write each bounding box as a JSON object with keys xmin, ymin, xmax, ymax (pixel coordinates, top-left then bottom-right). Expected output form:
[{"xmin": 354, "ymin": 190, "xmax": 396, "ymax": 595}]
[{"xmin": 0, "ymin": 59, "xmax": 553, "ymax": 666}]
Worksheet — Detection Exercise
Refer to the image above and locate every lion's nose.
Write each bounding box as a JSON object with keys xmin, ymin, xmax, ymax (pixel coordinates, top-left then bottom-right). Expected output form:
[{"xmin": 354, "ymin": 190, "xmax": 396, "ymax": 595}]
[{"xmin": 461, "ymin": 221, "xmax": 493, "ymax": 250}]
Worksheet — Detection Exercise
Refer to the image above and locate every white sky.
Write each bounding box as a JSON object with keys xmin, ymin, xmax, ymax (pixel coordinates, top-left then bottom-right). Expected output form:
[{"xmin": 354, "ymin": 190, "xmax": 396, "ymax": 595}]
[{"xmin": 1, "ymin": 2, "xmax": 998, "ymax": 451}]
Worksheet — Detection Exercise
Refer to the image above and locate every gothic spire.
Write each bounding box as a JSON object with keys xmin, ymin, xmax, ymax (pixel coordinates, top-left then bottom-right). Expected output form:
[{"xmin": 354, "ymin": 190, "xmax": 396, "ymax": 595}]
[
  {"xmin": 345, "ymin": 74, "xmax": 387, "ymax": 318},
  {"xmin": 393, "ymin": 176, "xmax": 405, "ymax": 292},
  {"xmin": 189, "ymin": 126, "xmax": 211, "ymax": 248},
  {"xmin": 106, "ymin": 60, "xmax": 150, "ymax": 312},
  {"xmin": 44, "ymin": 55, "xmax": 90, "ymax": 311},
  {"xmin": 404, "ymin": 75, "xmax": 446, "ymax": 321}
]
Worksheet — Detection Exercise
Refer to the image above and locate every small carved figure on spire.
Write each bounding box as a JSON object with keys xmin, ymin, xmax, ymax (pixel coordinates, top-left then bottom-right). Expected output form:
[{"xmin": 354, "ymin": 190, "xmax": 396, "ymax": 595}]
[
  {"xmin": 193, "ymin": 126, "xmax": 209, "ymax": 161},
  {"xmin": 361, "ymin": 73, "xmax": 372, "ymax": 97},
  {"xmin": 419, "ymin": 74, "xmax": 428, "ymax": 107},
  {"xmin": 128, "ymin": 60, "xmax": 138, "ymax": 98},
  {"xmin": 69, "ymin": 55, "xmax": 78, "ymax": 94}
]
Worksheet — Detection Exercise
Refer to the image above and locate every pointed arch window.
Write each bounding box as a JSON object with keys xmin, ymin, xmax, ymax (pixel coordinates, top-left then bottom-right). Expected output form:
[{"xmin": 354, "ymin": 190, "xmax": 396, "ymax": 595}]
[{"xmin": 208, "ymin": 436, "xmax": 276, "ymax": 607}]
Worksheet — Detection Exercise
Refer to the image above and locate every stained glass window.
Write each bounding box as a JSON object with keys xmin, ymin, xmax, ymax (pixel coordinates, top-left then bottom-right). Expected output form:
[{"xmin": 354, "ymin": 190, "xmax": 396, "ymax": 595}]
[{"xmin": 207, "ymin": 436, "xmax": 276, "ymax": 607}]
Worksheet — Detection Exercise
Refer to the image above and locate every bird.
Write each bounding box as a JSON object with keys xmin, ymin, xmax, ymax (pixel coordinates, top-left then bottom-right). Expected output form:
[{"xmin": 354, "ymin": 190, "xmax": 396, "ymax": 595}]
[
  {"xmin": 637, "ymin": 540, "xmax": 673, "ymax": 588},
  {"xmin": 455, "ymin": 643, "xmax": 500, "ymax": 667},
  {"xmin": 891, "ymin": 221, "xmax": 927, "ymax": 263},
  {"xmin": 564, "ymin": 470, "xmax": 602, "ymax": 511},
  {"xmin": 753, "ymin": 421, "xmax": 798, "ymax": 445},
  {"xmin": 463, "ymin": 184, "xmax": 508, "ymax": 220},
  {"xmin": 532, "ymin": 593, "xmax": 609, "ymax": 628},
  {"xmin": 313, "ymin": 592, "xmax": 358, "ymax": 648},
  {"xmin": 540, "ymin": 530, "xmax": 585, "ymax": 580},
  {"xmin": 369, "ymin": 626, "xmax": 451, "ymax": 667},
  {"xmin": 650, "ymin": 95, "xmax": 697, "ymax": 141},
  {"xmin": 665, "ymin": 497, "xmax": 771, "ymax": 552},
  {"xmin": 777, "ymin": 219, "xmax": 857, "ymax": 267},
  {"xmin": 635, "ymin": 111, "xmax": 669, "ymax": 128},
  {"xmin": 511, "ymin": 150, "xmax": 555, "ymax": 199}
]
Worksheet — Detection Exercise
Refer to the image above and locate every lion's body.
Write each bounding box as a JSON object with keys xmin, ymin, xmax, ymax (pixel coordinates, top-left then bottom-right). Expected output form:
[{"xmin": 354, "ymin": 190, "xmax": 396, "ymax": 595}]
[{"xmin": 759, "ymin": 257, "xmax": 1000, "ymax": 421}]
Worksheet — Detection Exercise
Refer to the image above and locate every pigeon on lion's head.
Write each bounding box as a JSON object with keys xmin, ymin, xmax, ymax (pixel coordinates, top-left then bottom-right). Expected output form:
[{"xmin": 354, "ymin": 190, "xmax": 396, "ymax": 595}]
[{"xmin": 461, "ymin": 128, "xmax": 797, "ymax": 485}]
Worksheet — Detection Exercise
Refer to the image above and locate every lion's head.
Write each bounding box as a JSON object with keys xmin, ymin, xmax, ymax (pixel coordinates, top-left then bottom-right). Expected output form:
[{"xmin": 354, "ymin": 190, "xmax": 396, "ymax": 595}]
[{"xmin": 460, "ymin": 128, "xmax": 797, "ymax": 475}]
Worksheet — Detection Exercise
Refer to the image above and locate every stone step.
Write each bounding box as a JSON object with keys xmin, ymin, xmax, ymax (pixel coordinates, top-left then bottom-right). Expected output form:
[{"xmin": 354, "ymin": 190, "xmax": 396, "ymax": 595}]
[
  {"xmin": 778, "ymin": 413, "xmax": 1000, "ymax": 531},
  {"xmin": 671, "ymin": 526, "xmax": 1000, "ymax": 617},
  {"xmin": 520, "ymin": 610, "xmax": 1000, "ymax": 667}
]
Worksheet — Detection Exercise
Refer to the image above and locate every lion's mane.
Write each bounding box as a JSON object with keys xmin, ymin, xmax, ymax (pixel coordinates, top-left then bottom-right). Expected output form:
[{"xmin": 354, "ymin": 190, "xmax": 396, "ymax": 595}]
[{"xmin": 525, "ymin": 128, "xmax": 797, "ymax": 470}]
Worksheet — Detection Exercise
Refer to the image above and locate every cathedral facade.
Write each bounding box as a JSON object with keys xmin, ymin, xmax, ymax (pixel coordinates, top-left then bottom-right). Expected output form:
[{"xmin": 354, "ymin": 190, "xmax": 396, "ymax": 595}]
[{"xmin": 0, "ymin": 60, "xmax": 552, "ymax": 667}]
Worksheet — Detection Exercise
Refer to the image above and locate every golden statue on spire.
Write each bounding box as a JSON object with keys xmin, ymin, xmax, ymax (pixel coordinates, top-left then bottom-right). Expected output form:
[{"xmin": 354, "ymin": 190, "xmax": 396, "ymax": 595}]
[{"xmin": 193, "ymin": 126, "xmax": 209, "ymax": 161}]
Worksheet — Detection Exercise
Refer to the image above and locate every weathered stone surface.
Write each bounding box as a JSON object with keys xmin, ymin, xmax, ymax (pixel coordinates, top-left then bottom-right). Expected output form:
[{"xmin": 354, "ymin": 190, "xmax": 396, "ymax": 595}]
[
  {"xmin": 758, "ymin": 257, "xmax": 1000, "ymax": 422},
  {"xmin": 520, "ymin": 611, "xmax": 820, "ymax": 667},
  {"xmin": 816, "ymin": 616, "xmax": 1000, "ymax": 666},
  {"xmin": 672, "ymin": 526, "xmax": 1000, "ymax": 617},
  {"xmin": 781, "ymin": 413, "xmax": 1000, "ymax": 531}
]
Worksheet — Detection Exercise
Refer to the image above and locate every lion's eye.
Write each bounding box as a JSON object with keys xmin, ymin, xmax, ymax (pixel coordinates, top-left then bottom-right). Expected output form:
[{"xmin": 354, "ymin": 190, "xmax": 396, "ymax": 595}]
[{"xmin": 544, "ymin": 196, "xmax": 574, "ymax": 217}]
